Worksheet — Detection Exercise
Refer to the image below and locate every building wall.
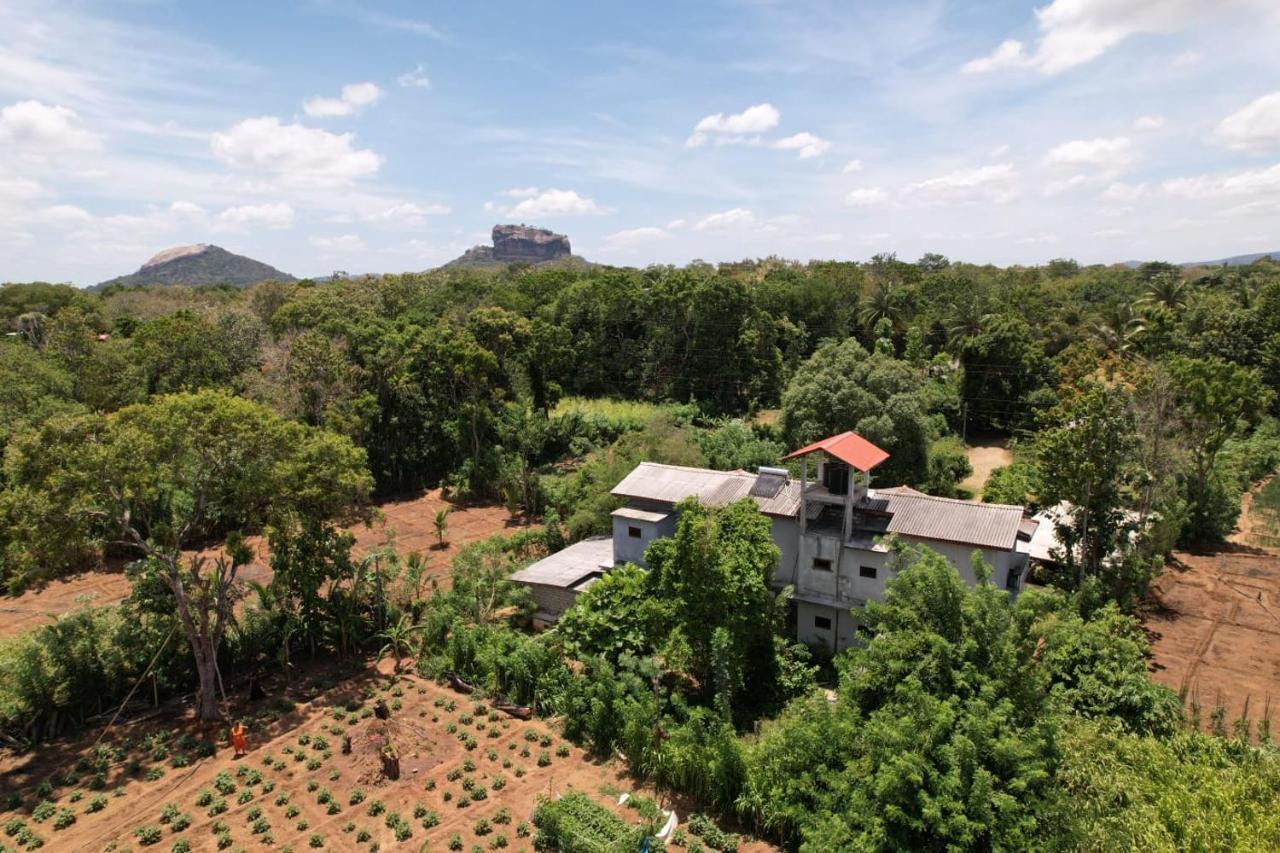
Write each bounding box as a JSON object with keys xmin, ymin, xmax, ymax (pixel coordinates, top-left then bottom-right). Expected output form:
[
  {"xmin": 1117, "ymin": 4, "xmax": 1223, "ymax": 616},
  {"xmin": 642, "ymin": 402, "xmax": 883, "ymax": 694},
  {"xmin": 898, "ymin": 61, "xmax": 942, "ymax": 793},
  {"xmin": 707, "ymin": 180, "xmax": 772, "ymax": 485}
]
[
  {"xmin": 771, "ymin": 517, "xmax": 800, "ymax": 586},
  {"xmin": 528, "ymin": 583, "xmax": 583, "ymax": 625},
  {"xmin": 611, "ymin": 512, "xmax": 677, "ymax": 567},
  {"xmin": 796, "ymin": 600, "xmax": 861, "ymax": 652}
]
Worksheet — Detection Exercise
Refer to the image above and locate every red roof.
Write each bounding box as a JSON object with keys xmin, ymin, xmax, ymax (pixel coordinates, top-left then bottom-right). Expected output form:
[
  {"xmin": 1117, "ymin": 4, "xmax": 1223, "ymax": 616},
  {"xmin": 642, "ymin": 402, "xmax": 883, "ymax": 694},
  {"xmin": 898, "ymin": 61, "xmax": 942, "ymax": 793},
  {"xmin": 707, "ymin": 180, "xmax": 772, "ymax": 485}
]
[{"xmin": 784, "ymin": 431, "xmax": 890, "ymax": 472}]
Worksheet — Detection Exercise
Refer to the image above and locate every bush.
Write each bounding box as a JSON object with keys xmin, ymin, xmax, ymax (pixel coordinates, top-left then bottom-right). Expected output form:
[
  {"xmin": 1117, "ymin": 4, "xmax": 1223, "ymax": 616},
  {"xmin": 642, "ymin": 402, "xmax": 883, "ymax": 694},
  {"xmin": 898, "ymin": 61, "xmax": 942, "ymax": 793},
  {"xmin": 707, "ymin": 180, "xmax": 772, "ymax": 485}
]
[
  {"xmin": 135, "ymin": 825, "xmax": 162, "ymax": 846},
  {"xmin": 52, "ymin": 809, "xmax": 75, "ymax": 831},
  {"xmin": 532, "ymin": 792, "xmax": 647, "ymax": 852}
]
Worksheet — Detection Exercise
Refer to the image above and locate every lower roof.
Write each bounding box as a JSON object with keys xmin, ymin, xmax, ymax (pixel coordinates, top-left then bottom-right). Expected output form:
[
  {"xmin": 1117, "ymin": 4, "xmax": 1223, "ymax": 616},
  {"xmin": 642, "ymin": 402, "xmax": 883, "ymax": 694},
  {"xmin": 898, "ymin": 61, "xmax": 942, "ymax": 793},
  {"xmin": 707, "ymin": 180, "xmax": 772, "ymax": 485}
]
[{"xmin": 510, "ymin": 536, "xmax": 614, "ymax": 589}]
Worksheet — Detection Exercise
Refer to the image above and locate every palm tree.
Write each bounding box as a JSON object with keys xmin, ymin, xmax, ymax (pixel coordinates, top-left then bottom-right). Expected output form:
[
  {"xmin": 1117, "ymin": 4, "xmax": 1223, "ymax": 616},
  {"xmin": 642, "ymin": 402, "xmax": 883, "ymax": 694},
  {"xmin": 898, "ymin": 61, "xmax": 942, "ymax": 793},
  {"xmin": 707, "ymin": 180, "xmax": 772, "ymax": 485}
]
[
  {"xmin": 433, "ymin": 507, "xmax": 451, "ymax": 549},
  {"xmin": 945, "ymin": 300, "xmax": 989, "ymax": 345},
  {"xmin": 858, "ymin": 278, "xmax": 903, "ymax": 333},
  {"xmin": 1139, "ymin": 272, "xmax": 1188, "ymax": 311},
  {"xmin": 1091, "ymin": 302, "xmax": 1145, "ymax": 356},
  {"xmin": 377, "ymin": 614, "xmax": 424, "ymax": 673}
]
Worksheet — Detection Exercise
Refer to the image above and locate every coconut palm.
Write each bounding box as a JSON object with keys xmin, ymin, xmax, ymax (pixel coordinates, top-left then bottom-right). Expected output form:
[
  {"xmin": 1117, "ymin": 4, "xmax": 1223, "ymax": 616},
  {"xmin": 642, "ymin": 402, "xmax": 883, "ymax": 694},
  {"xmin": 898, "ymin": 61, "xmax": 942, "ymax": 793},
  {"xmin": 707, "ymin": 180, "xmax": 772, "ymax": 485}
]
[
  {"xmin": 1091, "ymin": 302, "xmax": 1146, "ymax": 355},
  {"xmin": 858, "ymin": 278, "xmax": 903, "ymax": 334},
  {"xmin": 433, "ymin": 507, "xmax": 451, "ymax": 548},
  {"xmin": 1139, "ymin": 272, "xmax": 1188, "ymax": 311}
]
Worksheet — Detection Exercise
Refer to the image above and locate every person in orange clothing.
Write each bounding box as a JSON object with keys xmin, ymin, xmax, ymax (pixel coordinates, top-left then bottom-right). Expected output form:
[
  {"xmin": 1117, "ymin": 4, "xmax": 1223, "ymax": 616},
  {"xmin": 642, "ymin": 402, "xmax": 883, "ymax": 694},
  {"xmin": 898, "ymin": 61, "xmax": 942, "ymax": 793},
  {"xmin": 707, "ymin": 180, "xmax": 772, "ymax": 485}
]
[{"xmin": 230, "ymin": 721, "xmax": 248, "ymax": 757}]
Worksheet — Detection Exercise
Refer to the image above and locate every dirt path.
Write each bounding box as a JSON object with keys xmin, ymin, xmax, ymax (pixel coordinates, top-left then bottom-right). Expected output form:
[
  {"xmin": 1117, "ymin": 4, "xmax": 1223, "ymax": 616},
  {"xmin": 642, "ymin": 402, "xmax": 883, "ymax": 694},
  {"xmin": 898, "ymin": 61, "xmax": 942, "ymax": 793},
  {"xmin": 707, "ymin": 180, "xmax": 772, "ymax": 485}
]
[
  {"xmin": 1144, "ymin": 547, "xmax": 1280, "ymax": 738},
  {"xmin": 0, "ymin": 491, "xmax": 533, "ymax": 640},
  {"xmin": 0, "ymin": 663, "xmax": 774, "ymax": 852},
  {"xmin": 959, "ymin": 440, "xmax": 1012, "ymax": 500}
]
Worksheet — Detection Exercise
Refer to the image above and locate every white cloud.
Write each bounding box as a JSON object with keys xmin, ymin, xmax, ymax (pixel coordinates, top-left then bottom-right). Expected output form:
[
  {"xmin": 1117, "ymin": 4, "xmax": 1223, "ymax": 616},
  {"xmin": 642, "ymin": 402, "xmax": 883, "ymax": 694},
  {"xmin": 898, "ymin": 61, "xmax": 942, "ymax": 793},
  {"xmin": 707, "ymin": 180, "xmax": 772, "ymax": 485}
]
[
  {"xmin": 215, "ymin": 202, "xmax": 295, "ymax": 230},
  {"xmin": 0, "ymin": 99, "xmax": 100, "ymax": 152},
  {"xmin": 168, "ymin": 200, "xmax": 206, "ymax": 218},
  {"xmin": 36, "ymin": 204, "xmax": 93, "ymax": 224},
  {"xmin": 962, "ymin": 39, "xmax": 1027, "ymax": 74},
  {"xmin": 989, "ymin": 144, "xmax": 1011, "ymax": 157},
  {"xmin": 1044, "ymin": 137, "xmax": 1132, "ymax": 169},
  {"xmin": 396, "ymin": 63, "xmax": 430, "ymax": 89},
  {"xmin": 1102, "ymin": 181, "xmax": 1148, "ymax": 202},
  {"xmin": 906, "ymin": 163, "xmax": 1019, "ymax": 204},
  {"xmin": 692, "ymin": 208, "xmax": 756, "ymax": 232},
  {"xmin": 0, "ymin": 174, "xmax": 45, "ymax": 201},
  {"xmin": 964, "ymin": 0, "xmax": 1266, "ymax": 76},
  {"xmin": 603, "ymin": 226, "xmax": 670, "ymax": 251},
  {"xmin": 508, "ymin": 188, "xmax": 604, "ymax": 217},
  {"xmin": 1133, "ymin": 114, "xmax": 1165, "ymax": 131},
  {"xmin": 772, "ymin": 131, "xmax": 831, "ymax": 159},
  {"xmin": 211, "ymin": 117, "xmax": 383, "ymax": 186},
  {"xmin": 845, "ymin": 187, "xmax": 888, "ymax": 206},
  {"xmin": 1043, "ymin": 174, "xmax": 1090, "ymax": 196},
  {"xmin": 686, "ymin": 103, "xmax": 780, "ymax": 147},
  {"xmin": 503, "ymin": 186, "xmax": 540, "ymax": 198},
  {"xmin": 1162, "ymin": 162, "xmax": 1280, "ymax": 198},
  {"xmin": 303, "ymin": 82, "xmax": 383, "ymax": 118},
  {"xmin": 842, "ymin": 159, "xmax": 864, "ymax": 173},
  {"xmin": 666, "ymin": 218, "xmax": 688, "ymax": 230},
  {"xmin": 362, "ymin": 201, "xmax": 450, "ymax": 225},
  {"xmin": 1216, "ymin": 91, "xmax": 1280, "ymax": 153},
  {"xmin": 310, "ymin": 234, "xmax": 366, "ymax": 252}
]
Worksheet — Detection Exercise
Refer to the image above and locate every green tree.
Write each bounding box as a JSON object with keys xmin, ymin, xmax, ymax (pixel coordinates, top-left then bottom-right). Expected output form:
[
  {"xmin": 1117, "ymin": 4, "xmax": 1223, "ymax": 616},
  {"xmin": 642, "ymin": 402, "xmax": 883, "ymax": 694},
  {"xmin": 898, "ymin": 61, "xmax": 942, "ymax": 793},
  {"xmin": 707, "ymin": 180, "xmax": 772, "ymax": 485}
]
[{"xmin": 960, "ymin": 315, "xmax": 1055, "ymax": 433}]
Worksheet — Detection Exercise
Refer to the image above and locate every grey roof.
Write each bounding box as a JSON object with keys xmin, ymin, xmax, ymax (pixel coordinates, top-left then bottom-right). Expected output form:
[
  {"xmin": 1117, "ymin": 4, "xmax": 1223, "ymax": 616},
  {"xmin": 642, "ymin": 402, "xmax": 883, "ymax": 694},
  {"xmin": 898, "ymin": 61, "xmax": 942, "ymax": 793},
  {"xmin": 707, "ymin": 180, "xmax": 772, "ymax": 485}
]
[
  {"xmin": 611, "ymin": 462, "xmax": 801, "ymax": 517},
  {"xmin": 611, "ymin": 507, "xmax": 670, "ymax": 523},
  {"xmin": 510, "ymin": 537, "xmax": 614, "ymax": 589},
  {"xmin": 867, "ymin": 488, "xmax": 1025, "ymax": 551}
]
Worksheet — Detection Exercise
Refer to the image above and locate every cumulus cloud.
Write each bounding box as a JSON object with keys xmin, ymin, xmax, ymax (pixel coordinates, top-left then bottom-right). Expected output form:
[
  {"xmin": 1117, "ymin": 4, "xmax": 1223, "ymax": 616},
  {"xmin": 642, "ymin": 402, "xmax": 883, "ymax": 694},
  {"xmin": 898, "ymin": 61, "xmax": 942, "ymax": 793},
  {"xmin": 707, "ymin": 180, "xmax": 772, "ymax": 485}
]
[
  {"xmin": 1133, "ymin": 114, "xmax": 1166, "ymax": 131},
  {"xmin": 603, "ymin": 226, "xmax": 670, "ymax": 251},
  {"xmin": 842, "ymin": 159, "xmax": 864, "ymax": 174},
  {"xmin": 303, "ymin": 82, "xmax": 383, "ymax": 118},
  {"xmin": 36, "ymin": 204, "xmax": 93, "ymax": 225},
  {"xmin": 845, "ymin": 187, "xmax": 887, "ymax": 207},
  {"xmin": 215, "ymin": 202, "xmax": 295, "ymax": 230},
  {"xmin": 772, "ymin": 131, "xmax": 831, "ymax": 159},
  {"xmin": 0, "ymin": 100, "xmax": 100, "ymax": 152},
  {"xmin": 1162, "ymin": 162, "xmax": 1280, "ymax": 198},
  {"xmin": 507, "ymin": 188, "xmax": 604, "ymax": 217},
  {"xmin": 310, "ymin": 234, "xmax": 366, "ymax": 252},
  {"xmin": 1102, "ymin": 181, "xmax": 1148, "ymax": 202},
  {"xmin": 397, "ymin": 63, "xmax": 430, "ymax": 89},
  {"xmin": 1044, "ymin": 137, "xmax": 1132, "ymax": 169},
  {"xmin": 1216, "ymin": 92, "xmax": 1280, "ymax": 153},
  {"xmin": 962, "ymin": 39, "xmax": 1027, "ymax": 74},
  {"xmin": 0, "ymin": 174, "xmax": 46, "ymax": 202},
  {"xmin": 686, "ymin": 103, "xmax": 780, "ymax": 147},
  {"xmin": 362, "ymin": 201, "xmax": 450, "ymax": 225},
  {"xmin": 906, "ymin": 163, "xmax": 1019, "ymax": 204},
  {"xmin": 211, "ymin": 117, "xmax": 383, "ymax": 186},
  {"xmin": 692, "ymin": 208, "xmax": 756, "ymax": 232},
  {"xmin": 963, "ymin": 0, "xmax": 1266, "ymax": 76}
]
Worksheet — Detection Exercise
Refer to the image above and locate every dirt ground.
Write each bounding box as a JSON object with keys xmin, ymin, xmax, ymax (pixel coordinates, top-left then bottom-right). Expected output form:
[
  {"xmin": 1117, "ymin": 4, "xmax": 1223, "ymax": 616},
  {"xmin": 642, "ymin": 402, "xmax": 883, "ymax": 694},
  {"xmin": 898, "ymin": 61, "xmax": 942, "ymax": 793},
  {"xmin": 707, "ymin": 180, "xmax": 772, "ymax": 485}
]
[
  {"xmin": 0, "ymin": 491, "xmax": 532, "ymax": 640},
  {"xmin": 959, "ymin": 440, "xmax": 1012, "ymax": 500},
  {"xmin": 0, "ymin": 662, "xmax": 773, "ymax": 852},
  {"xmin": 1145, "ymin": 546, "xmax": 1280, "ymax": 735}
]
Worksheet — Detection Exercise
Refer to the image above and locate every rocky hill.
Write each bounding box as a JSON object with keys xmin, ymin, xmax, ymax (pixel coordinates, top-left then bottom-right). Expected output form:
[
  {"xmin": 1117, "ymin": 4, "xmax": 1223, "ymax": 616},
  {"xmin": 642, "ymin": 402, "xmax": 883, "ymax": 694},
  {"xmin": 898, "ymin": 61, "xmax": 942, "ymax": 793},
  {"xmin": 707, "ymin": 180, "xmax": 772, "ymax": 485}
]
[
  {"xmin": 443, "ymin": 225, "xmax": 592, "ymax": 270},
  {"xmin": 97, "ymin": 244, "xmax": 296, "ymax": 289}
]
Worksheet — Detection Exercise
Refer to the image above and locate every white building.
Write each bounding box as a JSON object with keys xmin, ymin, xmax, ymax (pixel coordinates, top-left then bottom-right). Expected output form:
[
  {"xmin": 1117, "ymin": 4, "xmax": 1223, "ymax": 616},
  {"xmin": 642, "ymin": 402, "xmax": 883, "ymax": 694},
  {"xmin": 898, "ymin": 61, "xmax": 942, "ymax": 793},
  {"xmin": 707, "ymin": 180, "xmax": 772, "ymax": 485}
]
[{"xmin": 512, "ymin": 431, "xmax": 1036, "ymax": 651}]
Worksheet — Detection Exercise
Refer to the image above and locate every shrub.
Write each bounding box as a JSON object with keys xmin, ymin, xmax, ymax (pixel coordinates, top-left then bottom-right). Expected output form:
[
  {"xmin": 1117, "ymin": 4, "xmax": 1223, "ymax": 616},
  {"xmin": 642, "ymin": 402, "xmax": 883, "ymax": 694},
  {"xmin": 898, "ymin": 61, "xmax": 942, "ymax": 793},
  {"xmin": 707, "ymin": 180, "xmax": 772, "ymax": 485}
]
[
  {"xmin": 135, "ymin": 825, "xmax": 162, "ymax": 846},
  {"xmin": 206, "ymin": 798, "xmax": 227, "ymax": 817},
  {"xmin": 537, "ymin": 750, "xmax": 551, "ymax": 767},
  {"xmin": 309, "ymin": 832, "xmax": 324, "ymax": 848},
  {"xmin": 474, "ymin": 818, "xmax": 492, "ymax": 836},
  {"xmin": 31, "ymin": 802, "xmax": 54, "ymax": 823},
  {"xmin": 52, "ymin": 809, "xmax": 75, "ymax": 831},
  {"xmin": 422, "ymin": 810, "xmax": 440, "ymax": 828},
  {"xmin": 169, "ymin": 813, "xmax": 191, "ymax": 832},
  {"xmin": 349, "ymin": 789, "xmax": 365, "ymax": 805},
  {"xmin": 342, "ymin": 821, "xmax": 355, "ymax": 833},
  {"xmin": 213, "ymin": 772, "xmax": 236, "ymax": 795},
  {"xmin": 366, "ymin": 800, "xmax": 384, "ymax": 816},
  {"xmin": 494, "ymin": 808, "xmax": 511, "ymax": 825},
  {"xmin": 252, "ymin": 817, "xmax": 270, "ymax": 835},
  {"xmin": 246, "ymin": 807, "xmax": 262, "ymax": 822},
  {"xmin": 356, "ymin": 828, "xmax": 371, "ymax": 842},
  {"xmin": 216, "ymin": 832, "xmax": 232, "ymax": 849},
  {"xmin": 284, "ymin": 805, "xmax": 299, "ymax": 819},
  {"xmin": 448, "ymin": 833, "xmax": 463, "ymax": 851},
  {"xmin": 159, "ymin": 803, "xmax": 180, "ymax": 825},
  {"xmin": 195, "ymin": 789, "xmax": 214, "ymax": 808},
  {"xmin": 171, "ymin": 841, "xmax": 191, "ymax": 853}
]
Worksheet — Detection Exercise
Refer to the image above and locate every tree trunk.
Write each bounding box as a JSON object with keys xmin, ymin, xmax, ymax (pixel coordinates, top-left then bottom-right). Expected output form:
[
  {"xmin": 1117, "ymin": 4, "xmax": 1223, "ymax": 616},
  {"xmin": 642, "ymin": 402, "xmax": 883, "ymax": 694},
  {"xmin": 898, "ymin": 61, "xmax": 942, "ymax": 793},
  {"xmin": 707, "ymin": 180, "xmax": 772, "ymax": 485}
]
[{"xmin": 195, "ymin": 640, "xmax": 221, "ymax": 722}]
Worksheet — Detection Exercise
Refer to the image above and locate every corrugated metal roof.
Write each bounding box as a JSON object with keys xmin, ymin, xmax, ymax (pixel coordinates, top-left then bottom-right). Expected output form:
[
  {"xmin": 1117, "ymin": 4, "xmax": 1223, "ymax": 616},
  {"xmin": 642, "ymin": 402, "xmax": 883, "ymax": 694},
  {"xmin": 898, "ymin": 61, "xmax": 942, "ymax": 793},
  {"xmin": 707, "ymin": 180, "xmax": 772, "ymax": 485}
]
[
  {"xmin": 611, "ymin": 507, "xmax": 670, "ymax": 523},
  {"xmin": 784, "ymin": 431, "xmax": 890, "ymax": 472},
  {"xmin": 611, "ymin": 462, "xmax": 801, "ymax": 517},
  {"xmin": 510, "ymin": 537, "xmax": 614, "ymax": 589},
  {"xmin": 871, "ymin": 489, "xmax": 1024, "ymax": 551}
]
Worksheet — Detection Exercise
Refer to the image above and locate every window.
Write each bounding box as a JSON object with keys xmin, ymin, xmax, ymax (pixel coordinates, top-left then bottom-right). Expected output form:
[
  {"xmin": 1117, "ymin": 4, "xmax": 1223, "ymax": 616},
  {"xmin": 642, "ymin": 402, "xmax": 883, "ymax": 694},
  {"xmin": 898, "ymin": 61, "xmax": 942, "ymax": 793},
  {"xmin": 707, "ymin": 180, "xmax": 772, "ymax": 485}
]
[
  {"xmin": 814, "ymin": 615, "xmax": 832, "ymax": 630},
  {"xmin": 812, "ymin": 557, "xmax": 833, "ymax": 571},
  {"xmin": 627, "ymin": 526, "xmax": 642, "ymax": 539},
  {"xmin": 859, "ymin": 565, "xmax": 877, "ymax": 579}
]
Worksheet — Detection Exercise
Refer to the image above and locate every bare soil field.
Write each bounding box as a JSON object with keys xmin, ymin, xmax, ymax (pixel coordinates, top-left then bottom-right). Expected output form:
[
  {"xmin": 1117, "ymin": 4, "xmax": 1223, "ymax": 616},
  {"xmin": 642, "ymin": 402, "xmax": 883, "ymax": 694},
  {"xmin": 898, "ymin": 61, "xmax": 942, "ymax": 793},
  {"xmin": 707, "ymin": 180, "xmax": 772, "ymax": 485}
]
[
  {"xmin": 959, "ymin": 440, "xmax": 1012, "ymax": 500},
  {"xmin": 1144, "ymin": 546, "xmax": 1280, "ymax": 734},
  {"xmin": 0, "ymin": 661, "xmax": 773, "ymax": 852},
  {"xmin": 0, "ymin": 491, "xmax": 532, "ymax": 640}
]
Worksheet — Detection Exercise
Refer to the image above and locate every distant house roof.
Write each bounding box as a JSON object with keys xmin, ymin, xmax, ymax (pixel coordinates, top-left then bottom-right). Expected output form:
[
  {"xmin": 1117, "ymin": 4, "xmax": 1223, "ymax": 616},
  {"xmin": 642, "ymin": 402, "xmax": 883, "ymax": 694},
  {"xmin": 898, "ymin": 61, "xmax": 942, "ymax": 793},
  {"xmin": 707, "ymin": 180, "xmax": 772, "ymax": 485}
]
[
  {"xmin": 862, "ymin": 488, "xmax": 1026, "ymax": 551},
  {"xmin": 610, "ymin": 507, "xmax": 670, "ymax": 523},
  {"xmin": 784, "ymin": 431, "xmax": 890, "ymax": 472},
  {"xmin": 611, "ymin": 462, "xmax": 801, "ymax": 517},
  {"xmin": 510, "ymin": 537, "xmax": 614, "ymax": 590}
]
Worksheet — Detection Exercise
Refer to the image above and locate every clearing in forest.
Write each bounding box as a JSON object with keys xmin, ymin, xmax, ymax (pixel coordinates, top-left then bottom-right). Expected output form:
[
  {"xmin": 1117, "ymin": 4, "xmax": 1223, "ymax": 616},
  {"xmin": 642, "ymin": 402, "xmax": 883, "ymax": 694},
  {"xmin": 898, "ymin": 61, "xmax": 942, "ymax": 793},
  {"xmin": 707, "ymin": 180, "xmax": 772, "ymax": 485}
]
[
  {"xmin": 1145, "ymin": 546, "xmax": 1280, "ymax": 738},
  {"xmin": 959, "ymin": 439, "xmax": 1012, "ymax": 499},
  {"xmin": 0, "ymin": 490, "xmax": 532, "ymax": 640},
  {"xmin": 0, "ymin": 663, "xmax": 771, "ymax": 852}
]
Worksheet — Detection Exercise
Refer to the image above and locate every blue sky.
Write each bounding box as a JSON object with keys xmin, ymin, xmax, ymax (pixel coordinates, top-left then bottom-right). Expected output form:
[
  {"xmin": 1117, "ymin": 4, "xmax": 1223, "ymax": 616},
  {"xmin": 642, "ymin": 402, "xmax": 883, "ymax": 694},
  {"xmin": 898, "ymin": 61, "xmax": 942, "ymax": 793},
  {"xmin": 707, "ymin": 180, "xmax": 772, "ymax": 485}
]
[{"xmin": 3, "ymin": 0, "xmax": 1280, "ymax": 284}]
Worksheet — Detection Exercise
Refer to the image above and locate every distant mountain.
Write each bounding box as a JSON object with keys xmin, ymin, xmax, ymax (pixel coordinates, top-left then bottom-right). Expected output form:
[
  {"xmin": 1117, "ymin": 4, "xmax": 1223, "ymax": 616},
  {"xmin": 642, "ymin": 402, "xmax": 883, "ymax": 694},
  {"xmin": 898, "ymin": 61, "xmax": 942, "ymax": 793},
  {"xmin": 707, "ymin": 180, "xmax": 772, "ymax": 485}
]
[
  {"xmin": 442, "ymin": 224, "xmax": 594, "ymax": 271},
  {"xmin": 1182, "ymin": 251, "xmax": 1280, "ymax": 267},
  {"xmin": 96, "ymin": 244, "xmax": 296, "ymax": 289}
]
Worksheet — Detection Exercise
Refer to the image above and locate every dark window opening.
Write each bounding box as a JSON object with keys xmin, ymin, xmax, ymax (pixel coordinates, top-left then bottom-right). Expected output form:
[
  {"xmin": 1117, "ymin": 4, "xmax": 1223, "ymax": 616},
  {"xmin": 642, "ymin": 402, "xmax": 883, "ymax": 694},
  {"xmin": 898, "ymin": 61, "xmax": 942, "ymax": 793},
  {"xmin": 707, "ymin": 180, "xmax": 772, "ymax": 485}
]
[
  {"xmin": 627, "ymin": 526, "xmax": 642, "ymax": 539},
  {"xmin": 859, "ymin": 565, "xmax": 877, "ymax": 579},
  {"xmin": 814, "ymin": 615, "xmax": 832, "ymax": 630},
  {"xmin": 822, "ymin": 461, "xmax": 850, "ymax": 495},
  {"xmin": 1006, "ymin": 567, "xmax": 1022, "ymax": 591},
  {"xmin": 813, "ymin": 557, "xmax": 833, "ymax": 571}
]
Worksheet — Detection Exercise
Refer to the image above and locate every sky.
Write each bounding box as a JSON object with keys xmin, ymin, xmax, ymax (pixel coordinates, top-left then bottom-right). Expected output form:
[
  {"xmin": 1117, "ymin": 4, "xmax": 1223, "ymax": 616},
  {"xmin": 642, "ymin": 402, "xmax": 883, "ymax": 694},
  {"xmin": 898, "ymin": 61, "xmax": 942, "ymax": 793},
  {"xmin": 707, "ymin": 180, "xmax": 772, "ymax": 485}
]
[{"xmin": 3, "ymin": 0, "xmax": 1280, "ymax": 285}]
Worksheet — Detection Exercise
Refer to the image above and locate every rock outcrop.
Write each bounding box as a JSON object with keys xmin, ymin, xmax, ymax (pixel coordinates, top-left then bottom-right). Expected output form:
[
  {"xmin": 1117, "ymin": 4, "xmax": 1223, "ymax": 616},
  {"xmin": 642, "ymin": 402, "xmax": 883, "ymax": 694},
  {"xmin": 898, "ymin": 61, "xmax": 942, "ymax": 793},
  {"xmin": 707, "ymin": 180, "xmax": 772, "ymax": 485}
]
[
  {"xmin": 97, "ymin": 244, "xmax": 296, "ymax": 289},
  {"xmin": 491, "ymin": 224, "xmax": 571, "ymax": 263},
  {"xmin": 441, "ymin": 224, "xmax": 590, "ymax": 270}
]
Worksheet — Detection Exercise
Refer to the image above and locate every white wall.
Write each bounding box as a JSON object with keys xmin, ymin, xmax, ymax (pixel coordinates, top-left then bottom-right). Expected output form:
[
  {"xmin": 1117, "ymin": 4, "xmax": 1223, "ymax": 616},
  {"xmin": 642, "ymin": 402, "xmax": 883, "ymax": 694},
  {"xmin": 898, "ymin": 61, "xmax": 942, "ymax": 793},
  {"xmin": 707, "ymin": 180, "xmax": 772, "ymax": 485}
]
[
  {"xmin": 611, "ymin": 513, "xmax": 677, "ymax": 566},
  {"xmin": 796, "ymin": 600, "xmax": 861, "ymax": 652}
]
